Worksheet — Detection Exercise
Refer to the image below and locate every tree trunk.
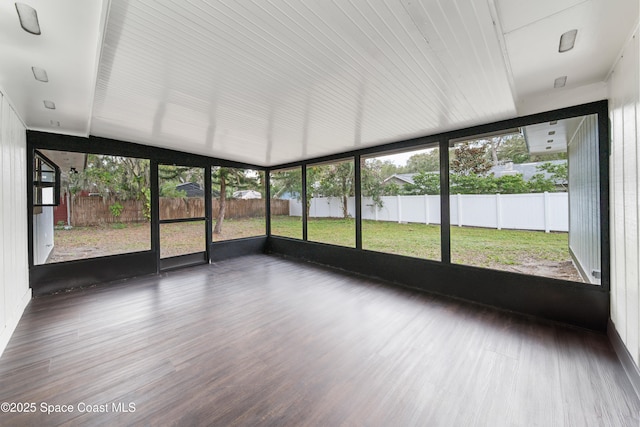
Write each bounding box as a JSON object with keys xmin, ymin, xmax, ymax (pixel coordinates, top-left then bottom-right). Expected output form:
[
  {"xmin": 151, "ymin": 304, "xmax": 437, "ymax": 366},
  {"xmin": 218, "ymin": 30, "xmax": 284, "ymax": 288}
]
[
  {"xmin": 341, "ymin": 175, "xmax": 350, "ymax": 218},
  {"xmin": 213, "ymin": 176, "xmax": 226, "ymax": 234},
  {"xmin": 342, "ymin": 195, "xmax": 348, "ymax": 218},
  {"xmin": 490, "ymin": 138, "xmax": 499, "ymax": 165}
]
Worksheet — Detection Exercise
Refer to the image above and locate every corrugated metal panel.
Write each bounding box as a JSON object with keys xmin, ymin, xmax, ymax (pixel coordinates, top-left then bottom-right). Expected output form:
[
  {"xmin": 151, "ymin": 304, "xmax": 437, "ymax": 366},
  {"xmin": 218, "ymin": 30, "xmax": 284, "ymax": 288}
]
[{"xmin": 92, "ymin": 0, "xmax": 516, "ymax": 166}]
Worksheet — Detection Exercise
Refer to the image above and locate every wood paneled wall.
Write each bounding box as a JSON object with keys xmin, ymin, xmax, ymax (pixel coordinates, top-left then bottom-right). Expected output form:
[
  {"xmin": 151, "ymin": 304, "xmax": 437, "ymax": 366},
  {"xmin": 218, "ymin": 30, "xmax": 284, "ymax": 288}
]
[{"xmin": 0, "ymin": 90, "xmax": 31, "ymax": 357}]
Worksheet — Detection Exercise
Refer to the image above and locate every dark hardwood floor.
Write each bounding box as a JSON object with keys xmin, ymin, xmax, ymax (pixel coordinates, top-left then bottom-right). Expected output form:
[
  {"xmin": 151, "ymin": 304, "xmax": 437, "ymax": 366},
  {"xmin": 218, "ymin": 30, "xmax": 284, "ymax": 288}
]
[{"xmin": 0, "ymin": 255, "xmax": 638, "ymax": 426}]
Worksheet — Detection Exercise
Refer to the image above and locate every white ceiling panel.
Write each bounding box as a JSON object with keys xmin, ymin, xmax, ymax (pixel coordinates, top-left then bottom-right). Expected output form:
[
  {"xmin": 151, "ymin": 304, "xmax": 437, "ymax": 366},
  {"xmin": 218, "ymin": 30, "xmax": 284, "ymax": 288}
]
[
  {"xmin": 91, "ymin": 0, "xmax": 516, "ymax": 166},
  {"xmin": 495, "ymin": 0, "xmax": 587, "ymax": 34},
  {"xmin": 1, "ymin": 1, "xmax": 637, "ymax": 166},
  {"xmin": 499, "ymin": 0, "xmax": 637, "ymax": 106},
  {"xmin": 0, "ymin": 0, "xmax": 105, "ymax": 136}
]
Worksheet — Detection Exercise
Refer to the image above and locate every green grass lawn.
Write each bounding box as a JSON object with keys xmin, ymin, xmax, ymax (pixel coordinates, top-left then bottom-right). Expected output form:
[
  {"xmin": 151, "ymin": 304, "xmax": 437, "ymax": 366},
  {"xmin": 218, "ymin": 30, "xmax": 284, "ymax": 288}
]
[
  {"xmin": 450, "ymin": 226, "xmax": 569, "ymax": 266},
  {"xmin": 271, "ymin": 216, "xmax": 579, "ymax": 281},
  {"xmin": 271, "ymin": 216, "xmax": 570, "ymax": 263},
  {"xmin": 49, "ymin": 216, "xmax": 580, "ymax": 281}
]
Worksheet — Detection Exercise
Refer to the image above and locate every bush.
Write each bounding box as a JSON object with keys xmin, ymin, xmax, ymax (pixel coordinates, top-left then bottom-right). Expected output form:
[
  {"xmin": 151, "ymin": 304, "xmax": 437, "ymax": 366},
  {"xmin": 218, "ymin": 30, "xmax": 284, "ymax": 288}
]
[{"xmin": 109, "ymin": 202, "xmax": 124, "ymax": 219}]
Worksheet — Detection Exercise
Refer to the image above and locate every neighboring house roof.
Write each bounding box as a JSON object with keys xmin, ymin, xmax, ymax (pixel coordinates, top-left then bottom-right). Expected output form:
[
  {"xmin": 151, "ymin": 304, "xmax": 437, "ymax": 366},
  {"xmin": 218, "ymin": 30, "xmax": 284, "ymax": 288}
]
[
  {"xmin": 232, "ymin": 190, "xmax": 262, "ymax": 199},
  {"xmin": 176, "ymin": 182, "xmax": 204, "ymax": 197},
  {"xmin": 277, "ymin": 191, "xmax": 299, "ymax": 200},
  {"xmin": 384, "ymin": 160, "xmax": 567, "ymax": 185},
  {"xmin": 383, "ymin": 173, "xmax": 417, "ymax": 186},
  {"xmin": 491, "ymin": 160, "xmax": 567, "ymax": 184}
]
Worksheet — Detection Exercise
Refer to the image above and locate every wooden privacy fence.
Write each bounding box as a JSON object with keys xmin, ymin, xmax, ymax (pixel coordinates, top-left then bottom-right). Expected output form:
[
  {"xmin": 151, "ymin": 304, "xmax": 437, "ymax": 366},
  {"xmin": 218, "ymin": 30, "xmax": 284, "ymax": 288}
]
[
  {"xmin": 71, "ymin": 197, "xmax": 145, "ymax": 226},
  {"xmin": 269, "ymin": 199, "xmax": 289, "ymax": 216},
  {"xmin": 69, "ymin": 196, "xmax": 282, "ymax": 226}
]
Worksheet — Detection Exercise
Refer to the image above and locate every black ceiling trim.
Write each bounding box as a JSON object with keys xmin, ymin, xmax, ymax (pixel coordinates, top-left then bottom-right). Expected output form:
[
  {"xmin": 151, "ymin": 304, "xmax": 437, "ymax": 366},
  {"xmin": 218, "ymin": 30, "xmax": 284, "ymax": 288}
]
[{"xmin": 27, "ymin": 131, "xmax": 266, "ymax": 171}]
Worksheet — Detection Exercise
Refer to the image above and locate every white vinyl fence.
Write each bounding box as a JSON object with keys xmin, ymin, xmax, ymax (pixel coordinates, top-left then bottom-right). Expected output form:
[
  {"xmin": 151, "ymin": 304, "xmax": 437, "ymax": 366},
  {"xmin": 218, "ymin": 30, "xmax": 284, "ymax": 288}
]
[{"xmin": 289, "ymin": 192, "xmax": 568, "ymax": 232}]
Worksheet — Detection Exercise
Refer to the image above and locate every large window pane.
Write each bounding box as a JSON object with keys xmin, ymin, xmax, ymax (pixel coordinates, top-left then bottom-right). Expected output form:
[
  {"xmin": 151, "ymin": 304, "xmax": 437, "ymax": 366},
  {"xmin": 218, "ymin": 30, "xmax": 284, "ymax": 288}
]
[
  {"xmin": 33, "ymin": 151, "xmax": 59, "ymax": 206},
  {"xmin": 448, "ymin": 114, "xmax": 600, "ymax": 284},
  {"xmin": 33, "ymin": 151, "xmax": 151, "ymax": 265},
  {"xmin": 306, "ymin": 159, "xmax": 355, "ymax": 247},
  {"xmin": 361, "ymin": 145, "xmax": 441, "ymax": 260},
  {"xmin": 159, "ymin": 165, "xmax": 205, "ymax": 259},
  {"xmin": 212, "ymin": 167, "xmax": 265, "ymax": 241},
  {"xmin": 159, "ymin": 165, "xmax": 205, "ymax": 221},
  {"xmin": 269, "ymin": 167, "xmax": 303, "ymax": 239},
  {"xmin": 160, "ymin": 221, "xmax": 206, "ymax": 258}
]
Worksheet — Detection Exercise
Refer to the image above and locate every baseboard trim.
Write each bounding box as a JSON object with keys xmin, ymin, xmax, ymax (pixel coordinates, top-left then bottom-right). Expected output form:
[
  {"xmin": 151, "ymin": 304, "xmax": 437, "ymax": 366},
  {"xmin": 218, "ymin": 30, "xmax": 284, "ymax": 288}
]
[
  {"xmin": 0, "ymin": 289, "xmax": 32, "ymax": 358},
  {"xmin": 608, "ymin": 319, "xmax": 640, "ymax": 401}
]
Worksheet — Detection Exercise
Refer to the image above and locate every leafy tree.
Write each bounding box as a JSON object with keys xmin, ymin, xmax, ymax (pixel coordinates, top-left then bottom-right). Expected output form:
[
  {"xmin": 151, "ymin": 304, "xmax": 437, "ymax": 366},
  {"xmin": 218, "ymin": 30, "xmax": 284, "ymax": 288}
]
[
  {"xmin": 446, "ymin": 170, "xmax": 561, "ymax": 195},
  {"xmin": 159, "ymin": 182, "xmax": 187, "ymax": 198},
  {"xmin": 270, "ymin": 167, "xmax": 315, "ymax": 218},
  {"xmin": 527, "ymin": 173, "xmax": 556, "ymax": 193},
  {"xmin": 362, "ymin": 159, "xmax": 392, "ymax": 208},
  {"xmin": 403, "ymin": 150, "xmax": 440, "ymax": 173},
  {"xmin": 401, "ymin": 173, "xmax": 440, "ymax": 195},
  {"xmin": 382, "ymin": 182, "xmax": 401, "ymax": 196},
  {"xmin": 312, "ymin": 161, "xmax": 355, "ymax": 218},
  {"xmin": 378, "ymin": 159, "xmax": 401, "ymax": 179},
  {"xmin": 270, "ymin": 169, "xmax": 302, "ymax": 204},
  {"xmin": 142, "ymin": 188, "xmax": 151, "ymax": 221},
  {"xmin": 450, "ymin": 144, "xmax": 492, "ymax": 176},
  {"xmin": 212, "ymin": 167, "xmax": 260, "ymax": 235},
  {"xmin": 494, "ymin": 174, "xmax": 529, "ymax": 194},
  {"xmin": 492, "ymin": 134, "xmax": 531, "ymax": 164},
  {"xmin": 109, "ymin": 202, "xmax": 124, "ymax": 220},
  {"xmin": 536, "ymin": 162, "xmax": 568, "ymax": 191},
  {"xmin": 158, "ymin": 165, "xmax": 203, "ymax": 197},
  {"xmin": 158, "ymin": 165, "xmax": 203, "ymax": 186},
  {"xmin": 450, "ymin": 174, "xmax": 498, "ymax": 194},
  {"xmin": 74, "ymin": 155, "xmax": 150, "ymax": 201}
]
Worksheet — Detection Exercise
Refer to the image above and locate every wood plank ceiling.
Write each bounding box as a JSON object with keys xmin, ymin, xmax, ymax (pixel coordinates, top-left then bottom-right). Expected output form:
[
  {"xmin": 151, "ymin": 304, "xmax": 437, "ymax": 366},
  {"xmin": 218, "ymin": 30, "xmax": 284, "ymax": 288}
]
[{"xmin": 0, "ymin": 0, "xmax": 637, "ymax": 166}]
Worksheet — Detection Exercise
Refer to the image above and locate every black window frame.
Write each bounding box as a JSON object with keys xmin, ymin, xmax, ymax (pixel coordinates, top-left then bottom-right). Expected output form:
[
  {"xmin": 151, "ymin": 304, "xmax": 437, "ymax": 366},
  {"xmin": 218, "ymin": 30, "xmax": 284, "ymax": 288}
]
[{"xmin": 32, "ymin": 150, "xmax": 60, "ymax": 207}]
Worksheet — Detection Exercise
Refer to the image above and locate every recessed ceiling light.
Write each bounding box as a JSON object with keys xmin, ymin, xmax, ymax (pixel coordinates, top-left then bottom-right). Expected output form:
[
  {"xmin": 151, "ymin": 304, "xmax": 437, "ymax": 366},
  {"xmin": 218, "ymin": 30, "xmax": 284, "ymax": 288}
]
[
  {"xmin": 43, "ymin": 100, "xmax": 56, "ymax": 109},
  {"xmin": 15, "ymin": 3, "xmax": 41, "ymax": 35},
  {"xmin": 559, "ymin": 29, "xmax": 578, "ymax": 53},
  {"xmin": 548, "ymin": 131, "xmax": 555, "ymax": 135},
  {"xmin": 31, "ymin": 66, "xmax": 48, "ymax": 82},
  {"xmin": 554, "ymin": 76, "xmax": 567, "ymax": 88},
  {"xmin": 547, "ymin": 139, "xmax": 554, "ymax": 143}
]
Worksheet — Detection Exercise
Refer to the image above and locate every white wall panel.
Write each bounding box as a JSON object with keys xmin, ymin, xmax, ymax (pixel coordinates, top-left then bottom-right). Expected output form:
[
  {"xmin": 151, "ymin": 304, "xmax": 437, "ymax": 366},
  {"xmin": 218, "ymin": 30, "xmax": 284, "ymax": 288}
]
[
  {"xmin": 33, "ymin": 207, "xmax": 54, "ymax": 265},
  {"xmin": 0, "ymin": 90, "xmax": 31, "ymax": 358},
  {"xmin": 609, "ymin": 27, "xmax": 640, "ymax": 365},
  {"xmin": 568, "ymin": 115, "xmax": 602, "ymax": 284}
]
